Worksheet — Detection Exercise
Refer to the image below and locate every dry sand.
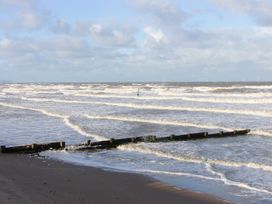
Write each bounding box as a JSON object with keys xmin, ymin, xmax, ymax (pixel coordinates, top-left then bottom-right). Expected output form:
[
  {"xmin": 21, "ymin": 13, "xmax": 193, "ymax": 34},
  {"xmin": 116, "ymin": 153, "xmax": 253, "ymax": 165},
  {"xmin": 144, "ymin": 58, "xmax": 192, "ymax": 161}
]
[{"xmin": 0, "ymin": 154, "xmax": 232, "ymax": 204}]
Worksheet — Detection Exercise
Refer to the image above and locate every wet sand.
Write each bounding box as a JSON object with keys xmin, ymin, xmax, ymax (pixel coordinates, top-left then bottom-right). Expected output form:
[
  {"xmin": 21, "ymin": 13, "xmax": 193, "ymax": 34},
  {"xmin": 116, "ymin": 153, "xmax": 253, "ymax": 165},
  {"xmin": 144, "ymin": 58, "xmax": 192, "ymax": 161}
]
[{"xmin": 0, "ymin": 154, "xmax": 232, "ymax": 204}]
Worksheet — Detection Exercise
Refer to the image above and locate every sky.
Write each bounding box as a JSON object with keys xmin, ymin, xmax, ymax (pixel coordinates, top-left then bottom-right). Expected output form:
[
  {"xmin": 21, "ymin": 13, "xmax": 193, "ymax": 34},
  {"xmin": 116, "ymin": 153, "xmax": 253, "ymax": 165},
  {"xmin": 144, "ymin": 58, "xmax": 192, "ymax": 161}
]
[{"xmin": 1, "ymin": 0, "xmax": 272, "ymax": 82}]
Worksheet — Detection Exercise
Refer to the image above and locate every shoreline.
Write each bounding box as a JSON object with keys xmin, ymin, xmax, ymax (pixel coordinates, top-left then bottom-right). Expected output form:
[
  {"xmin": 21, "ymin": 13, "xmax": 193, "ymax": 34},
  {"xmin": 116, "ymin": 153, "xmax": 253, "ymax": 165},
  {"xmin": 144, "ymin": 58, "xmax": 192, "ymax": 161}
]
[{"xmin": 0, "ymin": 153, "xmax": 232, "ymax": 204}]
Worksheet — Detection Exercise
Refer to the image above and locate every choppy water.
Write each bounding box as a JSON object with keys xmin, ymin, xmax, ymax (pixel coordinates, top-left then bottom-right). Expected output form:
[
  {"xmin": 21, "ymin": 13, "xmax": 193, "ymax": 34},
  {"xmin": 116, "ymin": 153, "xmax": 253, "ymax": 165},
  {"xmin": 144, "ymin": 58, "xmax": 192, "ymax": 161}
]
[{"xmin": 1, "ymin": 82, "xmax": 272, "ymax": 203}]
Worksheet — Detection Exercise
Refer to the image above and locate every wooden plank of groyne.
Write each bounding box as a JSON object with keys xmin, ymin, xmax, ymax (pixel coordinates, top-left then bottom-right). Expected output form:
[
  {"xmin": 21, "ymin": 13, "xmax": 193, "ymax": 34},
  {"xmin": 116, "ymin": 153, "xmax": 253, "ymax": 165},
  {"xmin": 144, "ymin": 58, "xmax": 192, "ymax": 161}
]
[
  {"xmin": 207, "ymin": 129, "xmax": 250, "ymax": 138},
  {"xmin": 1, "ymin": 129, "xmax": 250, "ymax": 154},
  {"xmin": 76, "ymin": 129, "xmax": 250, "ymax": 151},
  {"xmin": 0, "ymin": 141, "xmax": 65, "ymax": 154},
  {"xmin": 155, "ymin": 129, "xmax": 250, "ymax": 142}
]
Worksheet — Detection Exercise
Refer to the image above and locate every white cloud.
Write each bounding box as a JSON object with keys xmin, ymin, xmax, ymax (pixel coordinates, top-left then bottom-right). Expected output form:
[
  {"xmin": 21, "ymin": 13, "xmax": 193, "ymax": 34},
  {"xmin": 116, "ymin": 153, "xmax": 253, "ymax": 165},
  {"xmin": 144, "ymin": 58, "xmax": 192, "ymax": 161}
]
[
  {"xmin": 133, "ymin": 0, "xmax": 185, "ymax": 22},
  {"xmin": 89, "ymin": 23, "xmax": 135, "ymax": 47},
  {"xmin": 52, "ymin": 19, "xmax": 71, "ymax": 34},
  {"xmin": 0, "ymin": 0, "xmax": 49, "ymax": 31},
  {"xmin": 208, "ymin": 0, "xmax": 272, "ymax": 26},
  {"xmin": 21, "ymin": 12, "xmax": 42, "ymax": 29},
  {"xmin": 2, "ymin": 0, "xmax": 272, "ymax": 81},
  {"xmin": 144, "ymin": 26, "xmax": 165, "ymax": 43},
  {"xmin": 0, "ymin": 0, "xmax": 35, "ymax": 10},
  {"xmin": 0, "ymin": 38, "xmax": 11, "ymax": 49},
  {"xmin": 2, "ymin": 25, "xmax": 272, "ymax": 81},
  {"xmin": 90, "ymin": 24, "xmax": 103, "ymax": 35}
]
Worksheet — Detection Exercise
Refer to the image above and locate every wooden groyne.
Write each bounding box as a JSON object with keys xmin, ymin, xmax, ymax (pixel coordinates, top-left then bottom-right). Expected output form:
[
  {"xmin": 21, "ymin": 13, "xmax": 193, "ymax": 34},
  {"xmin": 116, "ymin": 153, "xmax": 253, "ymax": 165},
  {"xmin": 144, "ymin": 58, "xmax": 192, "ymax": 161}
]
[
  {"xmin": 0, "ymin": 129, "xmax": 250, "ymax": 154},
  {"xmin": 0, "ymin": 141, "xmax": 65, "ymax": 154},
  {"xmin": 76, "ymin": 129, "xmax": 250, "ymax": 151}
]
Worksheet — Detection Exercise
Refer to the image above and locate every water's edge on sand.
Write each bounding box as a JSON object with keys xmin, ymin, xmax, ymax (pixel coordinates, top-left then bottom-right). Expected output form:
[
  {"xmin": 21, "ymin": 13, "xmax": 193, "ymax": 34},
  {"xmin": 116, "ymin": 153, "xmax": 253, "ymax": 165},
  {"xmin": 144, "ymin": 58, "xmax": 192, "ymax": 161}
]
[{"xmin": 0, "ymin": 154, "xmax": 231, "ymax": 204}]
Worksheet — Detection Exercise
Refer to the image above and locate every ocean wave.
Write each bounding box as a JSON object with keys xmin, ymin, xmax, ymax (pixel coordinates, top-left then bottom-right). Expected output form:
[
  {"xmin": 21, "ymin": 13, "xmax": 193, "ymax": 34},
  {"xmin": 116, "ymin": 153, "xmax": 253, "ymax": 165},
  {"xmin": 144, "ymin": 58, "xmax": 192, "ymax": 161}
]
[
  {"xmin": 5, "ymin": 84, "xmax": 272, "ymax": 100},
  {"xmin": 118, "ymin": 144, "xmax": 272, "ymax": 173},
  {"xmin": 21, "ymin": 97, "xmax": 272, "ymax": 118},
  {"xmin": 62, "ymin": 92, "xmax": 184, "ymax": 100},
  {"xmin": 84, "ymin": 114, "xmax": 231, "ymax": 131},
  {"xmin": 181, "ymin": 97, "xmax": 272, "ymax": 104},
  {"xmin": 194, "ymin": 85, "xmax": 272, "ymax": 93},
  {"xmin": 157, "ymin": 92, "xmax": 272, "ymax": 98},
  {"xmin": 0, "ymin": 102, "xmax": 106, "ymax": 141},
  {"xmin": 135, "ymin": 169, "xmax": 220, "ymax": 182},
  {"xmin": 205, "ymin": 164, "xmax": 272, "ymax": 195},
  {"xmin": 250, "ymin": 130, "xmax": 272, "ymax": 137},
  {"xmin": 84, "ymin": 115, "xmax": 272, "ymax": 138},
  {"xmin": 63, "ymin": 91, "xmax": 272, "ymax": 101},
  {"xmin": 118, "ymin": 145, "xmax": 272, "ymax": 194},
  {"xmin": 140, "ymin": 168, "xmax": 272, "ymax": 195},
  {"xmin": 63, "ymin": 118, "xmax": 107, "ymax": 141}
]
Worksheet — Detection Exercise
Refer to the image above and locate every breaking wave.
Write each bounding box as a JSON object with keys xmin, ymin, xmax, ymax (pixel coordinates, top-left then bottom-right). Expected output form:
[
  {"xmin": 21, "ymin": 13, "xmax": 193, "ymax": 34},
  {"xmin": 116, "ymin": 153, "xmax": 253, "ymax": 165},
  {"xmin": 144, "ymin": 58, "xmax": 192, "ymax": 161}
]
[
  {"xmin": 84, "ymin": 114, "xmax": 231, "ymax": 131},
  {"xmin": 84, "ymin": 115, "xmax": 272, "ymax": 138},
  {"xmin": 118, "ymin": 144, "xmax": 272, "ymax": 173},
  {"xmin": 62, "ymin": 92, "xmax": 272, "ymax": 104},
  {"xmin": 0, "ymin": 102, "xmax": 106, "ymax": 141},
  {"xmin": 181, "ymin": 97, "xmax": 272, "ymax": 104},
  {"xmin": 21, "ymin": 97, "xmax": 272, "ymax": 118},
  {"xmin": 205, "ymin": 164, "xmax": 272, "ymax": 194}
]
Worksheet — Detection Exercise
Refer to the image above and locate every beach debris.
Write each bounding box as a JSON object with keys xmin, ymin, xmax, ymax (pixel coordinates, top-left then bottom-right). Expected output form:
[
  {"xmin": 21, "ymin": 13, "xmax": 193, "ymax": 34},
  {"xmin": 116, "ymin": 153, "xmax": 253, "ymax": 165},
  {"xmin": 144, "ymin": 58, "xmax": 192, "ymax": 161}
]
[{"xmin": 0, "ymin": 129, "xmax": 250, "ymax": 154}]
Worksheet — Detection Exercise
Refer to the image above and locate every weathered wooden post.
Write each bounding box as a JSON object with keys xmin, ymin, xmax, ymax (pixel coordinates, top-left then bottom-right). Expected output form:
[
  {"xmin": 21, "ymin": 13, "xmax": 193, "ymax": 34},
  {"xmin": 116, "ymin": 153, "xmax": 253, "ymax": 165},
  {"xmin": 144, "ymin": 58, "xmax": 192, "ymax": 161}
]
[{"xmin": 60, "ymin": 142, "xmax": 65, "ymax": 148}]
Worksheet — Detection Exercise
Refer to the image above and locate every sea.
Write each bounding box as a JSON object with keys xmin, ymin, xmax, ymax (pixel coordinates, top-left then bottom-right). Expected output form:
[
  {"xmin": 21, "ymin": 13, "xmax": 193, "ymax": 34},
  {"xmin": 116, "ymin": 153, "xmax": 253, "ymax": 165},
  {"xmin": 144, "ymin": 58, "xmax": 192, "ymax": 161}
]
[{"xmin": 0, "ymin": 82, "xmax": 272, "ymax": 204}]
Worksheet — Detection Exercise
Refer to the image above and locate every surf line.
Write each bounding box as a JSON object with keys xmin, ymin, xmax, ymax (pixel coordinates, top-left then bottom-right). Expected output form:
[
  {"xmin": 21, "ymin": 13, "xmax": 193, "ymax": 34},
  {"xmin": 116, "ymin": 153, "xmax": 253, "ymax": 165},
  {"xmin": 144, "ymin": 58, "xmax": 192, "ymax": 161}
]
[
  {"xmin": 205, "ymin": 164, "xmax": 272, "ymax": 195},
  {"xmin": 84, "ymin": 115, "xmax": 272, "ymax": 138},
  {"xmin": 0, "ymin": 102, "xmax": 106, "ymax": 141},
  {"xmin": 118, "ymin": 144, "xmax": 272, "ymax": 173},
  {"xmin": 144, "ymin": 168, "xmax": 272, "ymax": 195},
  {"xmin": 62, "ymin": 92, "xmax": 185, "ymax": 101},
  {"xmin": 118, "ymin": 144, "xmax": 272, "ymax": 194},
  {"xmin": 84, "ymin": 114, "xmax": 232, "ymax": 131},
  {"xmin": 181, "ymin": 96, "xmax": 272, "ymax": 104},
  {"xmin": 20, "ymin": 97, "xmax": 272, "ymax": 118},
  {"xmin": 62, "ymin": 92, "xmax": 272, "ymax": 104}
]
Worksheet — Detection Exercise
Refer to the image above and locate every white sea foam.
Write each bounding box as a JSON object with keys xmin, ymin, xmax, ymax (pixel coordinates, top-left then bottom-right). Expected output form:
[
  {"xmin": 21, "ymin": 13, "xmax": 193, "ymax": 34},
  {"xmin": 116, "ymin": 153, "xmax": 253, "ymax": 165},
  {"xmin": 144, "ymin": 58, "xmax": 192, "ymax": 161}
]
[
  {"xmin": 134, "ymin": 169, "xmax": 220, "ymax": 181},
  {"xmin": 1, "ymin": 84, "xmax": 76, "ymax": 95},
  {"xmin": 193, "ymin": 85, "xmax": 272, "ymax": 92},
  {"xmin": 84, "ymin": 114, "xmax": 232, "ymax": 131},
  {"xmin": 62, "ymin": 92, "xmax": 185, "ymax": 100},
  {"xmin": 63, "ymin": 118, "xmax": 107, "ymax": 141},
  {"xmin": 138, "ymin": 168, "xmax": 272, "ymax": 195},
  {"xmin": 62, "ymin": 92, "xmax": 272, "ymax": 103},
  {"xmin": 0, "ymin": 102, "xmax": 106, "ymax": 141},
  {"xmin": 157, "ymin": 92, "xmax": 272, "ymax": 98},
  {"xmin": 250, "ymin": 130, "xmax": 272, "ymax": 137},
  {"xmin": 181, "ymin": 97, "xmax": 272, "ymax": 104},
  {"xmin": 16, "ymin": 97, "xmax": 272, "ymax": 138},
  {"xmin": 0, "ymin": 102, "xmax": 65, "ymax": 118},
  {"xmin": 21, "ymin": 97, "xmax": 272, "ymax": 118},
  {"xmin": 118, "ymin": 144, "xmax": 272, "ymax": 173},
  {"xmin": 5, "ymin": 84, "xmax": 272, "ymax": 100},
  {"xmin": 206, "ymin": 164, "xmax": 272, "ymax": 195},
  {"xmin": 85, "ymin": 114, "xmax": 272, "ymax": 138}
]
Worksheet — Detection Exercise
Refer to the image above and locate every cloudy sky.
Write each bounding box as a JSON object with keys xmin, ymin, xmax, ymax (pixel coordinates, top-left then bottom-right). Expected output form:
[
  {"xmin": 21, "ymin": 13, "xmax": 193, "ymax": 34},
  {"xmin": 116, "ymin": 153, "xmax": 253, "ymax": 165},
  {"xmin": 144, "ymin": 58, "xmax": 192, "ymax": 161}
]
[{"xmin": 1, "ymin": 0, "xmax": 272, "ymax": 82}]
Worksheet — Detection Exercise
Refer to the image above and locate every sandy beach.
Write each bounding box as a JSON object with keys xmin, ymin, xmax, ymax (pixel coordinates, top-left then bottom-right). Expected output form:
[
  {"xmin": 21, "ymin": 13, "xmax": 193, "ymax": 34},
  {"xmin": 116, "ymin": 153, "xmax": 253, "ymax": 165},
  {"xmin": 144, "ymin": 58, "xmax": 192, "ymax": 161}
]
[{"xmin": 0, "ymin": 154, "xmax": 232, "ymax": 204}]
